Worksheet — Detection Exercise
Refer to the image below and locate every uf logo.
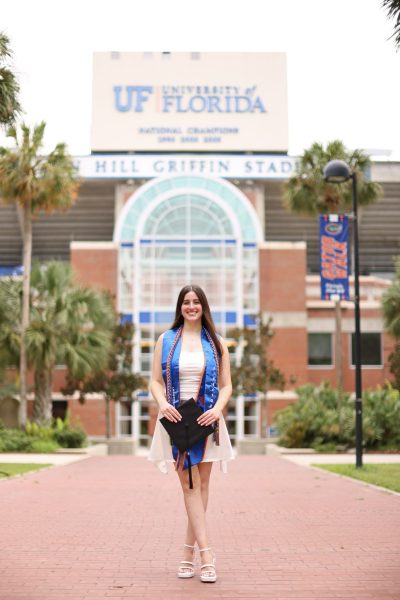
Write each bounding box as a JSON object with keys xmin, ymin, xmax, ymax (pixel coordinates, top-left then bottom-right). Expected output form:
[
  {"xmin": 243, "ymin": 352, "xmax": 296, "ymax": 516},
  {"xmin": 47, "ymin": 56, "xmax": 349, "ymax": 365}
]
[{"xmin": 114, "ymin": 86, "xmax": 154, "ymax": 112}]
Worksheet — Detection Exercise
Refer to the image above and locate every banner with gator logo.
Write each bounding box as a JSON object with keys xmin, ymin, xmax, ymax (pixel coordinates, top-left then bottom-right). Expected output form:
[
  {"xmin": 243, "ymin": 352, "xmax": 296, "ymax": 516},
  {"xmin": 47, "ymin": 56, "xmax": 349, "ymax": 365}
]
[{"xmin": 320, "ymin": 215, "xmax": 349, "ymax": 301}]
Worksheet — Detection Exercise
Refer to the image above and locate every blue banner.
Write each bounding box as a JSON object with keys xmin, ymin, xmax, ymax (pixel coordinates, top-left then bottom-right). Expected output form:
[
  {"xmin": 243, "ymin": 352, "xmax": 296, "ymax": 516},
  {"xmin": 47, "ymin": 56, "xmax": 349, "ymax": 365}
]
[
  {"xmin": 0, "ymin": 266, "xmax": 23, "ymax": 277},
  {"xmin": 320, "ymin": 215, "xmax": 349, "ymax": 301}
]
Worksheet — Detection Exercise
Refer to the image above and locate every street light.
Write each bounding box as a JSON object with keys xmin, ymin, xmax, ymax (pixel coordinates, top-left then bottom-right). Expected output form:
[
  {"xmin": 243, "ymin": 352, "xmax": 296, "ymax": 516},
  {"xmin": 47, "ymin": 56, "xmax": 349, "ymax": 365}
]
[{"xmin": 323, "ymin": 159, "xmax": 363, "ymax": 468}]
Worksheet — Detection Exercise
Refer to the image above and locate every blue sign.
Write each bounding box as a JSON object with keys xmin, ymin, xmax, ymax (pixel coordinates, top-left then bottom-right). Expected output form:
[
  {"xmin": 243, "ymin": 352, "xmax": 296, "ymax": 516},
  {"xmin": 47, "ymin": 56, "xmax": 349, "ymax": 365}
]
[
  {"xmin": 0, "ymin": 266, "xmax": 23, "ymax": 277},
  {"xmin": 320, "ymin": 215, "xmax": 349, "ymax": 301}
]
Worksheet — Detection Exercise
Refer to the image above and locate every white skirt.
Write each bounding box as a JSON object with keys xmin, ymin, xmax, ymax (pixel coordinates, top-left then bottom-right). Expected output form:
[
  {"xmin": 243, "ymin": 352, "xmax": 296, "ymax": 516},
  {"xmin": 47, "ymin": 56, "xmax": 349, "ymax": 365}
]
[{"xmin": 148, "ymin": 412, "xmax": 235, "ymax": 474}]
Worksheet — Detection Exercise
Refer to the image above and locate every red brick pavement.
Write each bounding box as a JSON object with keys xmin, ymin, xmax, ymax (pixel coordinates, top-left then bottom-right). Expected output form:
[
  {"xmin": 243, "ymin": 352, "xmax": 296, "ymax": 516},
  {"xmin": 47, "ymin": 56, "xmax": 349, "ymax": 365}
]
[{"xmin": 0, "ymin": 455, "xmax": 399, "ymax": 600}]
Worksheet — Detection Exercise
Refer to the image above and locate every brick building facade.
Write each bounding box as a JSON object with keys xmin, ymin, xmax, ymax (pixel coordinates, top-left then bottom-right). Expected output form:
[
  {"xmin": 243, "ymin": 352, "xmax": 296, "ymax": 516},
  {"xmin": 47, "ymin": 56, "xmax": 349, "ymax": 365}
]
[{"xmin": 1, "ymin": 53, "xmax": 399, "ymax": 445}]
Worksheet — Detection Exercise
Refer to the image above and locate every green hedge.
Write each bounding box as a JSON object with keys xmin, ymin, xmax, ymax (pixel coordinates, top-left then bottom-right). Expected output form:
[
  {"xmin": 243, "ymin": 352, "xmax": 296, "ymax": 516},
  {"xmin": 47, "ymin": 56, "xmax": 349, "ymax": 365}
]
[
  {"xmin": 273, "ymin": 383, "xmax": 400, "ymax": 450},
  {"xmin": 0, "ymin": 414, "xmax": 88, "ymax": 453},
  {"xmin": 52, "ymin": 428, "xmax": 86, "ymax": 448},
  {"xmin": 0, "ymin": 425, "xmax": 60, "ymax": 452}
]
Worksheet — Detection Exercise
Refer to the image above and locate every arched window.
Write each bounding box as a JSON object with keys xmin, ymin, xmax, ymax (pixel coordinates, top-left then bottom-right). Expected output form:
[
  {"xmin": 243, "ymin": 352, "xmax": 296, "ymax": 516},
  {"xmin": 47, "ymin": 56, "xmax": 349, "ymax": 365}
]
[{"xmin": 114, "ymin": 175, "xmax": 262, "ymax": 372}]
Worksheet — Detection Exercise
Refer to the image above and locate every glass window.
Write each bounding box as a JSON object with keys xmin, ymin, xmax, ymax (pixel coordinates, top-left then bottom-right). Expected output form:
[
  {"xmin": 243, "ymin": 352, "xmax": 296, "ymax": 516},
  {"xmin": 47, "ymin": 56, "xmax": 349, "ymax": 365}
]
[
  {"xmin": 308, "ymin": 333, "xmax": 333, "ymax": 366},
  {"xmin": 119, "ymin": 247, "xmax": 134, "ymax": 312},
  {"xmin": 140, "ymin": 354, "xmax": 152, "ymax": 373},
  {"xmin": 226, "ymin": 420, "xmax": 237, "ymax": 438},
  {"xmin": 226, "ymin": 400, "xmax": 237, "ymax": 440},
  {"xmin": 119, "ymin": 175, "xmax": 259, "ymax": 242},
  {"xmin": 243, "ymin": 397, "xmax": 258, "ymax": 436},
  {"xmin": 351, "ymin": 333, "xmax": 382, "ymax": 366},
  {"xmin": 120, "ymin": 179, "xmax": 260, "ymax": 377},
  {"xmin": 119, "ymin": 400, "xmax": 133, "ymax": 436},
  {"xmin": 139, "ymin": 401, "xmax": 150, "ymax": 446}
]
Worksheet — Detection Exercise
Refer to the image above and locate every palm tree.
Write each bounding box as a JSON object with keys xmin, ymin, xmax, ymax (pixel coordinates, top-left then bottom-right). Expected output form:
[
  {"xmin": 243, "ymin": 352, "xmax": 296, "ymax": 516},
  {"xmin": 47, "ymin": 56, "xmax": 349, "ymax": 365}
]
[
  {"xmin": 0, "ymin": 123, "xmax": 80, "ymax": 426},
  {"xmin": 283, "ymin": 140, "xmax": 381, "ymax": 216},
  {"xmin": 0, "ymin": 262, "xmax": 115, "ymax": 426},
  {"xmin": 0, "ymin": 32, "xmax": 22, "ymax": 126},
  {"xmin": 382, "ymin": 257, "xmax": 400, "ymax": 388},
  {"xmin": 283, "ymin": 140, "xmax": 382, "ymax": 391},
  {"xmin": 0, "ymin": 274, "xmax": 21, "ymax": 368},
  {"xmin": 62, "ymin": 320, "xmax": 147, "ymax": 438},
  {"xmin": 383, "ymin": 0, "xmax": 400, "ymax": 50},
  {"xmin": 0, "ymin": 277, "xmax": 20, "ymax": 424},
  {"xmin": 382, "ymin": 258, "xmax": 400, "ymax": 338}
]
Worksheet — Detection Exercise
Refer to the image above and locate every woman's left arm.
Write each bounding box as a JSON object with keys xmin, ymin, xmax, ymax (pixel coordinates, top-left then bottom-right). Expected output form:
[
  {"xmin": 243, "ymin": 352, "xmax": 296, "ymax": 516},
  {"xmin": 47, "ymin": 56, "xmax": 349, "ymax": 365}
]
[{"xmin": 197, "ymin": 338, "xmax": 232, "ymax": 425}]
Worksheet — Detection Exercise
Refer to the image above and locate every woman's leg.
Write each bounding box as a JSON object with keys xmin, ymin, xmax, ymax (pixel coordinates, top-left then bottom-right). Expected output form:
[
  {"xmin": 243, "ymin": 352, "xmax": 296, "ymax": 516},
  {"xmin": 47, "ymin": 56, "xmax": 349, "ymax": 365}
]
[
  {"xmin": 184, "ymin": 462, "xmax": 213, "ymax": 544},
  {"xmin": 178, "ymin": 462, "xmax": 214, "ymax": 573}
]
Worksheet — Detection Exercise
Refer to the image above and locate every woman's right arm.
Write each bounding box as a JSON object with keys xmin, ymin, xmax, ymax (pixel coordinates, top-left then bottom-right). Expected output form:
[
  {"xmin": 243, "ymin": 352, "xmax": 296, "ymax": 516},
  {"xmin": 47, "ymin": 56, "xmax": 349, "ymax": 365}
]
[{"xmin": 150, "ymin": 335, "xmax": 181, "ymax": 423}]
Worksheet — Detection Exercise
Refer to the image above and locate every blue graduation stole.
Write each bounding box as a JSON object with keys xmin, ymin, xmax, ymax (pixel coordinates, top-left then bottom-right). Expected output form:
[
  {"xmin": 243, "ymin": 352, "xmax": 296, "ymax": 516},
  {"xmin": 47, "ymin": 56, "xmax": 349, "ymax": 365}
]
[{"xmin": 161, "ymin": 325, "xmax": 220, "ymax": 471}]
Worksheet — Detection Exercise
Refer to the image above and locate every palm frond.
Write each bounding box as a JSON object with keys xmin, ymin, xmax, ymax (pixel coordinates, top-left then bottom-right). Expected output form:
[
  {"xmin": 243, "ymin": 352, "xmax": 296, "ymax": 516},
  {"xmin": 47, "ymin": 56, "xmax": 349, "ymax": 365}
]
[
  {"xmin": 283, "ymin": 140, "xmax": 381, "ymax": 216},
  {"xmin": 382, "ymin": 0, "xmax": 400, "ymax": 49},
  {"xmin": 382, "ymin": 279, "xmax": 400, "ymax": 337},
  {"xmin": 0, "ymin": 32, "xmax": 21, "ymax": 126},
  {"xmin": 0, "ymin": 123, "xmax": 80, "ymax": 212}
]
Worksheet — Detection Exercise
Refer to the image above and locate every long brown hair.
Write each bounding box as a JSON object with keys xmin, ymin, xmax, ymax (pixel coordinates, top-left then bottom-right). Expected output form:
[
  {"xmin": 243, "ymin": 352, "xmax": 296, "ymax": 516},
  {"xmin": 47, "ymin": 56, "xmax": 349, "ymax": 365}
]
[{"xmin": 171, "ymin": 285, "xmax": 222, "ymax": 357}]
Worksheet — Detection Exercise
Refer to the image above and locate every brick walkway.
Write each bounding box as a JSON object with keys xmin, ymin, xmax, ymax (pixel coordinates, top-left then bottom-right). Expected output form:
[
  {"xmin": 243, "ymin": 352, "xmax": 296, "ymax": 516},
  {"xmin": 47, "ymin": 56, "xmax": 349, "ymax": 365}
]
[{"xmin": 1, "ymin": 456, "xmax": 399, "ymax": 600}]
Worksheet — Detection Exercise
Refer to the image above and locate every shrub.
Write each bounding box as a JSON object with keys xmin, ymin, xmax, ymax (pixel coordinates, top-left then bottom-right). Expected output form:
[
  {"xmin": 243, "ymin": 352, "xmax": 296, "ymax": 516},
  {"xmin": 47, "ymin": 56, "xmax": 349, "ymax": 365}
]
[
  {"xmin": 53, "ymin": 428, "xmax": 87, "ymax": 448},
  {"xmin": 274, "ymin": 383, "xmax": 400, "ymax": 450},
  {"xmin": 0, "ymin": 427, "xmax": 33, "ymax": 452},
  {"xmin": 0, "ymin": 412, "xmax": 88, "ymax": 452},
  {"xmin": 362, "ymin": 385, "xmax": 400, "ymax": 448},
  {"xmin": 28, "ymin": 439, "xmax": 59, "ymax": 453},
  {"xmin": 25, "ymin": 420, "xmax": 54, "ymax": 440},
  {"xmin": 274, "ymin": 383, "xmax": 354, "ymax": 449},
  {"xmin": 0, "ymin": 427, "xmax": 59, "ymax": 452},
  {"xmin": 51, "ymin": 411, "xmax": 87, "ymax": 448}
]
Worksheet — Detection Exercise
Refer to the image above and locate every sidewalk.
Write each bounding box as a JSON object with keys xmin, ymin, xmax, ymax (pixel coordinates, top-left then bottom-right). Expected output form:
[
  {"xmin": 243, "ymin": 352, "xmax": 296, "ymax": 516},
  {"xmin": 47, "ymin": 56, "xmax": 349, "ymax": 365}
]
[
  {"xmin": 1, "ymin": 455, "xmax": 399, "ymax": 600},
  {"xmin": 0, "ymin": 452, "xmax": 90, "ymax": 466},
  {"xmin": 0, "ymin": 444, "xmax": 108, "ymax": 466},
  {"xmin": 267, "ymin": 443, "xmax": 400, "ymax": 466}
]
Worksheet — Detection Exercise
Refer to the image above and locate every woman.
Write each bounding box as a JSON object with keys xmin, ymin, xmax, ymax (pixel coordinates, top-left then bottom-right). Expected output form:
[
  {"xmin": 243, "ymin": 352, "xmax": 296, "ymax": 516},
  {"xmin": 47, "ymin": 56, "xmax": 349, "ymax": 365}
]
[{"xmin": 149, "ymin": 284, "xmax": 234, "ymax": 583}]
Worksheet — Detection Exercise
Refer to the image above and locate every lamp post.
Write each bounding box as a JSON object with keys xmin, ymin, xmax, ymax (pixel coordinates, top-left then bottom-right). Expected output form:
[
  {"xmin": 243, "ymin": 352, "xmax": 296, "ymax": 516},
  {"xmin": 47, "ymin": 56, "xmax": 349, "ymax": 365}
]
[{"xmin": 323, "ymin": 159, "xmax": 363, "ymax": 468}]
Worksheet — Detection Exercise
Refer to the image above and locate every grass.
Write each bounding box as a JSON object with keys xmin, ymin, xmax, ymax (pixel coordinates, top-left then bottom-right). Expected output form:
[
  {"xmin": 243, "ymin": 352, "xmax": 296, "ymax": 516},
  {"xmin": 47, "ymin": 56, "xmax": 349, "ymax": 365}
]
[
  {"xmin": 313, "ymin": 463, "xmax": 400, "ymax": 493},
  {"xmin": 0, "ymin": 463, "xmax": 52, "ymax": 479}
]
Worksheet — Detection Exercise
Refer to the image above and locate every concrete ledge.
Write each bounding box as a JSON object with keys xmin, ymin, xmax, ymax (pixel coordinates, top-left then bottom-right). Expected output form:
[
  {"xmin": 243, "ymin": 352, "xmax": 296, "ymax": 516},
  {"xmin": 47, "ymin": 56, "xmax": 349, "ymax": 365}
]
[
  {"xmin": 106, "ymin": 439, "xmax": 136, "ymax": 455},
  {"xmin": 84, "ymin": 443, "xmax": 108, "ymax": 456},
  {"xmin": 267, "ymin": 443, "xmax": 316, "ymax": 455},
  {"xmin": 237, "ymin": 438, "xmax": 267, "ymax": 455}
]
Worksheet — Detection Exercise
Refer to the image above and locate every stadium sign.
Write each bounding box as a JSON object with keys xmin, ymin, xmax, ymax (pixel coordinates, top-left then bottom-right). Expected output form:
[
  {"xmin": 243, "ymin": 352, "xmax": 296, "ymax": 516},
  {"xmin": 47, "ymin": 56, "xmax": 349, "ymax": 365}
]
[
  {"xmin": 74, "ymin": 154, "xmax": 297, "ymax": 180},
  {"xmin": 91, "ymin": 53, "xmax": 288, "ymax": 152}
]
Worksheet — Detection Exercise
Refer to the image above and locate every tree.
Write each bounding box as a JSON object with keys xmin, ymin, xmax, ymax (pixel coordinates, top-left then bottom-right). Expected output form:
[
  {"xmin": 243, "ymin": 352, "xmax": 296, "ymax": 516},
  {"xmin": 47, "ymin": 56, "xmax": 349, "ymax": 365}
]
[
  {"xmin": 382, "ymin": 257, "xmax": 400, "ymax": 389},
  {"xmin": 229, "ymin": 316, "xmax": 287, "ymax": 439},
  {"xmin": 0, "ymin": 261, "xmax": 115, "ymax": 426},
  {"xmin": 283, "ymin": 140, "xmax": 382, "ymax": 216},
  {"xmin": 0, "ymin": 279, "xmax": 21, "ymax": 427},
  {"xmin": 0, "ymin": 123, "xmax": 80, "ymax": 426},
  {"xmin": 383, "ymin": 0, "xmax": 400, "ymax": 50},
  {"xmin": 0, "ymin": 32, "xmax": 22, "ymax": 127},
  {"xmin": 283, "ymin": 140, "xmax": 382, "ymax": 390},
  {"xmin": 0, "ymin": 273, "xmax": 21, "ymax": 368},
  {"xmin": 62, "ymin": 320, "xmax": 146, "ymax": 438}
]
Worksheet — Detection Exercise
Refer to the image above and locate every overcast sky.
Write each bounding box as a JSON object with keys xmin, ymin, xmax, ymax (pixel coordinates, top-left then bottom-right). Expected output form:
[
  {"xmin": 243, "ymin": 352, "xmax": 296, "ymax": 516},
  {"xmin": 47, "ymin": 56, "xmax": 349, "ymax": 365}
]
[{"xmin": 1, "ymin": 0, "xmax": 399, "ymax": 159}]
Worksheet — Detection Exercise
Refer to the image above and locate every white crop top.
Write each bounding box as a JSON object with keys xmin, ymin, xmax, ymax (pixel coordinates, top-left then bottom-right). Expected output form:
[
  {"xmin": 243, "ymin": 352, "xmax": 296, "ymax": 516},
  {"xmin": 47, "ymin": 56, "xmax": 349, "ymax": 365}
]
[{"xmin": 179, "ymin": 350, "xmax": 205, "ymax": 402}]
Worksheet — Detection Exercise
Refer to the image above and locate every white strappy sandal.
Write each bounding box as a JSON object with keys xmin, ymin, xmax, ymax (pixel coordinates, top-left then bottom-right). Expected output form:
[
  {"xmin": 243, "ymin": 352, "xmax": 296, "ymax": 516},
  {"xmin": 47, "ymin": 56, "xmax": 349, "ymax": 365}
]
[
  {"xmin": 199, "ymin": 547, "xmax": 217, "ymax": 583},
  {"xmin": 177, "ymin": 543, "xmax": 196, "ymax": 578}
]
